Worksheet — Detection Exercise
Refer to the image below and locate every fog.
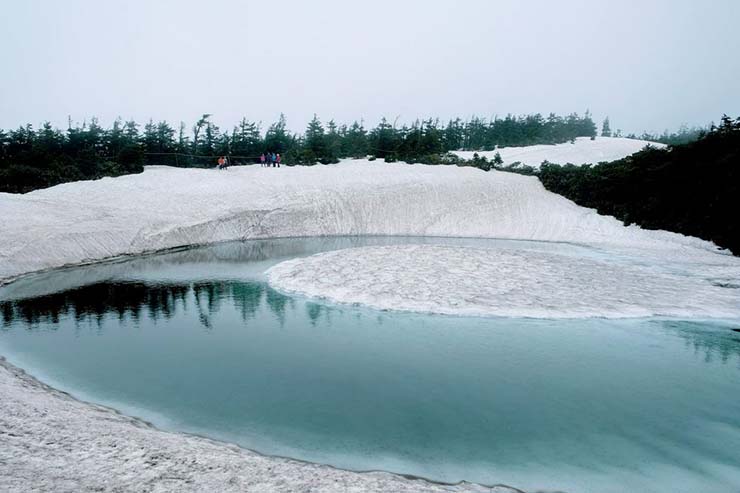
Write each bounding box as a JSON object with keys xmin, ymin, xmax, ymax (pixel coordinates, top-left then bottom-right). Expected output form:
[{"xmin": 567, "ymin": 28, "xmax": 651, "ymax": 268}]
[{"xmin": 1, "ymin": 0, "xmax": 738, "ymax": 134}]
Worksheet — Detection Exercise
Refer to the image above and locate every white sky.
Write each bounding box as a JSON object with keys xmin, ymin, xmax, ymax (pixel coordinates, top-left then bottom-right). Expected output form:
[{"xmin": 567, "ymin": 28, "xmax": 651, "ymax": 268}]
[{"xmin": 1, "ymin": 0, "xmax": 738, "ymax": 135}]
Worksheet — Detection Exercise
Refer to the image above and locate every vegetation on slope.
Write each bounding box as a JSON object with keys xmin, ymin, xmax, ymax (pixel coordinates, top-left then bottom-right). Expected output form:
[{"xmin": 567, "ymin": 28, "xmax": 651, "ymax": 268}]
[{"xmin": 537, "ymin": 116, "xmax": 740, "ymax": 254}]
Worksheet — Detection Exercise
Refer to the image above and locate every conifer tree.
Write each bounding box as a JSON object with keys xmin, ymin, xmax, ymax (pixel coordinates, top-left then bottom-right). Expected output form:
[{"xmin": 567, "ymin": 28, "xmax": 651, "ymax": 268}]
[
  {"xmin": 192, "ymin": 114, "xmax": 211, "ymax": 155},
  {"xmin": 601, "ymin": 117, "xmax": 612, "ymax": 137},
  {"xmin": 264, "ymin": 113, "xmax": 292, "ymax": 153}
]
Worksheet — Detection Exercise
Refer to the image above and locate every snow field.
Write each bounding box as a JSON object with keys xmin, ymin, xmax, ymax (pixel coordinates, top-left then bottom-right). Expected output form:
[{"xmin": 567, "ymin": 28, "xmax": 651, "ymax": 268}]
[{"xmin": 452, "ymin": 136, "xmax": 666, "ymax": 168}]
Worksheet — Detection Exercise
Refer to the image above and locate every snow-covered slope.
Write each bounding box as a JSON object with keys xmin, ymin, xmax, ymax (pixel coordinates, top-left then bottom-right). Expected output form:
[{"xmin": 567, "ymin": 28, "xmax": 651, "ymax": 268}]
[
  {"xmin": 453, "ymin": 136, "xmax": 666, "ymax": 168},
  {"xmin": 0, "ymin": 160, "xmax": 731, "ymax": 284}
]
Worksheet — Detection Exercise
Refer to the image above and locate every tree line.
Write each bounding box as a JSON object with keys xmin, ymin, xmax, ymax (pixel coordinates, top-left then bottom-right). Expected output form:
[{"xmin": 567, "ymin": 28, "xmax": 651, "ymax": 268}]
[{"xmin": 0, "ymin": 112, "xmax": 598, "ymax": 193}]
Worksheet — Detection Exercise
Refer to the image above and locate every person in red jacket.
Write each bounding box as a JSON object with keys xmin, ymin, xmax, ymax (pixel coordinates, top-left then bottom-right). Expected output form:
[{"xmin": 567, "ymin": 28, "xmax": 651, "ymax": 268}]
[
  {"xmin": 276, "ymin": 153, "xmax": 281, "ymax": 167},
  {"xmin": 217, "ymin": 156, "xmax": 225, "ymax": 170}
]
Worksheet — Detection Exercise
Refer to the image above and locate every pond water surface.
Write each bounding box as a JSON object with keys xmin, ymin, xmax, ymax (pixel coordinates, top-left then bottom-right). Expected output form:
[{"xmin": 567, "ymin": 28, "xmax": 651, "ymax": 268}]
[{"xmin": 1, "ymin": 237, "xmax": 739, "ymax": 493}]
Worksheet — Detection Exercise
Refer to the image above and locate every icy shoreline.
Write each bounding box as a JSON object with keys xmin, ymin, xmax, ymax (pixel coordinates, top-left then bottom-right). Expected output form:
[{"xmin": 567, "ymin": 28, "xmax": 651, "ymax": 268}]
[{"xmin": 0, "ymin": 356, "xmax": 519, "ymax": 492}]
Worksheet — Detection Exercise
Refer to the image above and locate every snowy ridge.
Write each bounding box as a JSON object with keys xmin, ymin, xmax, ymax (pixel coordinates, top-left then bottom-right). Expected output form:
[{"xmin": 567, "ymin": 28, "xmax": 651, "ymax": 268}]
[
  {"xmin": 0, "ymin": 157, "xmax": 728, "ymax": 285},
  {"xmin": 453, "ymin": 136, "xmax": 666, "ymax": 168},
  {"xmin": 267, "ymin": 245, "xmax": 740, "ymax": 319}
]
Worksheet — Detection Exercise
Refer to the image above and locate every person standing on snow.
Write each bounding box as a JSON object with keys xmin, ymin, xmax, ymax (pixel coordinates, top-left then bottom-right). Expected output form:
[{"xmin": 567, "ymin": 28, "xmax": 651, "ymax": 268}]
[
  {"xmin": 271, "ymin": 152, "xmax": 277, "ymax": 167},
  {"xmin": 260, "ymin": 153, "xmax": 266, "ymax": 167},
  {"xmin": 276, "ymin": 153, "xmax": 281, "ymax": 167},
  {"xmin": 217, "ymin": 156, "xmax": 225, "ymax": 170}
]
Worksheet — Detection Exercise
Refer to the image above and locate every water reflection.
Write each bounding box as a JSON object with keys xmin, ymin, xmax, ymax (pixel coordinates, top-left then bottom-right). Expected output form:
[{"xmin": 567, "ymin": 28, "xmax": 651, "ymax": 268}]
[
  {"xmin": 2, "ymin": 278, "xmax": 739, "ymax": 366},
  {"xmin": 0, "ymin": 280, "xmax": 294, "ymax": 330},
  {"xmin": 658, "ymin": 320, "xmax": 740, "ymax": 365}
]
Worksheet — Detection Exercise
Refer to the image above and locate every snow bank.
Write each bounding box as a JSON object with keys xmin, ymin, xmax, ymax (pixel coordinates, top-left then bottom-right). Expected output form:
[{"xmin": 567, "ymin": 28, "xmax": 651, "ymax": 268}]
[
  {"xmin": 0, "ymin": 358, "xmax": 514, "ymax": 493},
  {"xmin": 267, "ymin": 245, "xmax": 740, "ymax": 319},
  {"xmin": 0, "ymin": 160, "xmax": 728, "ymax": 284},
  {"xmin": 453, "ymin": 136, "xmax": 666, "ymax": 168}
]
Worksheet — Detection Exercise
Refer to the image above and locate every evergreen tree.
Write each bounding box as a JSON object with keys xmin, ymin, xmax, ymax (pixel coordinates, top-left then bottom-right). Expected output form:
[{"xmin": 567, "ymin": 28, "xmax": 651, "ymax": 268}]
[
  {"xmin": 123, "ymin": 120, "xmax": 139, "ymax": 144},
  {"xmin": 176, "ymin": 122, "xmax": 190, "ymax": 154},
  {"xmin": 601, "ymin": 117, "xmax": 612, "ymax": 137},
  {"xmin": 264, "ymin": 113, "xmax": 292, "ymax": 154},
  {"xmin": 325, "ymin": 119, "xmax": 342, "ymax": 161},
  {"xmin": 299, "ymin": 114, "xmax": 337, "ymax": 164},
  {"xmin": 192, "ymin": 114, "xmax": 211, "ymax": 155},
  {"xmin": 582, "ymin": 110, "xmax": 598, "ymax": 138},
  {"xmin": 443, "ymin": 118, "xmax": 464, "ymax": 151},
  {"xmin": 343, "ymin": 120, "xmax": 368, "ymax": 157},
  {"xmin": 142, "ymin": 119, "xmax": 158, "ymax": 153},
  {"xmin": 368, "ymin": 117, "xmax": 398, "ymax": 159},
  {"xmin": 201, "ymin": 120, "xmax": 221, "ymax": 156},
  {"xmin": 107, "ymin": 118, "xmax": 125, "ymax": 155}
]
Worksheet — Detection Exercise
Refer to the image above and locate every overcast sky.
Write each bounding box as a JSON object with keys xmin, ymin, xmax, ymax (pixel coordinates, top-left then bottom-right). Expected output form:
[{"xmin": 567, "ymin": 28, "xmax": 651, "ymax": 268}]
[{"xmin": 2, "ymin": 0, "xmax": 738, "ymax": 135}]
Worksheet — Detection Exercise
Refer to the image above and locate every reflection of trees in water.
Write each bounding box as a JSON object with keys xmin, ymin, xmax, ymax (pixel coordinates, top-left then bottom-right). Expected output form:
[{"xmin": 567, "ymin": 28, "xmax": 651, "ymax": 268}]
[
  {"xmin": 307, "ymin": 302, "xmax": 326, "ymax": 326},
  {"xmin": 230, "ymin": 283, "xmax": 266, "ymax": 322},
  {"xmin": 0, "ymin": 282, "xmax": 190, "ymax": 328},
  {"xmin": 265, "ymin": 288, "xmax": 292, "ymax": 326},
  {"xmin": 660, "ymin": 321, "xmax": 740, "ymax": 366},
  {"xmin": 3, "ymin": 287, "xmax": 736, "ymax": 362},
  {"xmin": 0, "ymin": 281, "xmax": 304, "ymax": 330}
]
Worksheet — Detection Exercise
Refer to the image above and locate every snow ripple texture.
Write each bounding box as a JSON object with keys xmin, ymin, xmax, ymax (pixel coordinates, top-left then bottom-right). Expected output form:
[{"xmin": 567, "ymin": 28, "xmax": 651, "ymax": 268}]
[{"xmin": 267, "ymin": 245, "xmax": 740, "ymax": 319}]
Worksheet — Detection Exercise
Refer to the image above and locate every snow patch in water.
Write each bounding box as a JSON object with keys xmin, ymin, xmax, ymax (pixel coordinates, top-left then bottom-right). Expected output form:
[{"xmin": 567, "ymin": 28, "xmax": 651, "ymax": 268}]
[{"xmin": 267, "ymin": 245, "xmax": 740, "ymax": 319}]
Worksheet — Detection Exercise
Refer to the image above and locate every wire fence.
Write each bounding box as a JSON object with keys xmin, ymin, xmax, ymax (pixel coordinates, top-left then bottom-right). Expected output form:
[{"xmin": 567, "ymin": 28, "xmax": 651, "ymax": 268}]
[
  {"xmin": 142, "ymin": 147, "xmax": 473, "ymax": 168},
  {"xmin": 143, "ymin": 152, "xmax": 265, "ymax": 167}
]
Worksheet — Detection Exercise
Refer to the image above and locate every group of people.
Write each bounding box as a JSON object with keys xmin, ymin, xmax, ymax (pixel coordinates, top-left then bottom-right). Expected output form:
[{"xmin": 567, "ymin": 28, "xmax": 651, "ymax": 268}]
[
  {"xmin": 215, "ymin": 152, "xmax": 281, "ymax": 170},
  {"xmin": 260, "ymin": 152, "xmax": 281, "ymax": 167}
]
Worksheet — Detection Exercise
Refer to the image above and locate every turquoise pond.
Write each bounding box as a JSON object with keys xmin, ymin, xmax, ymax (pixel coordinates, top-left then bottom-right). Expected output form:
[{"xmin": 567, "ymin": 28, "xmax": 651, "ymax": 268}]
[{"xmin": 1, "ymin": 237, "xmax": 739, "ymax": 493}]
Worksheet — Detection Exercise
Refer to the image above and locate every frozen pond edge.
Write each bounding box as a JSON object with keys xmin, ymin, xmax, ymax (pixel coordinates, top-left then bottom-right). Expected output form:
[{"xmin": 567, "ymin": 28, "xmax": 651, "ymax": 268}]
[{"xmin": 0, "ymin": 355, "xmax": 520, "ymax": 492}]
